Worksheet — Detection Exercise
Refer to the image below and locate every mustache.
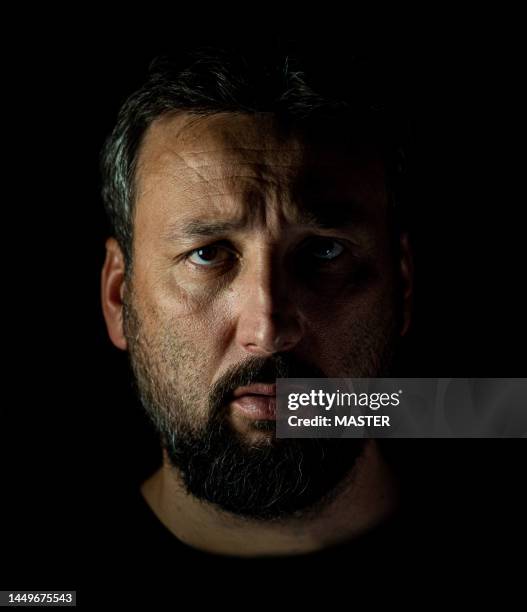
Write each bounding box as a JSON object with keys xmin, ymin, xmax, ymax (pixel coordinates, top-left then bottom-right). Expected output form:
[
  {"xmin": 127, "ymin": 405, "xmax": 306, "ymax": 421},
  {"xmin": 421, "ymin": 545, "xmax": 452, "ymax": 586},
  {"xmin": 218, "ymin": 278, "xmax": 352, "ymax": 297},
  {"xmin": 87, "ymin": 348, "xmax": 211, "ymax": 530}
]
[{"xmin": 208, "ymin": 353, "xmax": 326, "ymax": 417}]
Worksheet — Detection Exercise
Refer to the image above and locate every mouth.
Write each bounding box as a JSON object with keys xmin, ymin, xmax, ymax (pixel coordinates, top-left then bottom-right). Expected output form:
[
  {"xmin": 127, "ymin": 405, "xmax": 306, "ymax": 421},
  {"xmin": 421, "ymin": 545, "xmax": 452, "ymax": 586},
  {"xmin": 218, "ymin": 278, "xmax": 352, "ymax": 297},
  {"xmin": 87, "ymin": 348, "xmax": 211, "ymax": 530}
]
[{"xmin": 229, "ymin": 383, "xmax": 277, "ymax": 420}]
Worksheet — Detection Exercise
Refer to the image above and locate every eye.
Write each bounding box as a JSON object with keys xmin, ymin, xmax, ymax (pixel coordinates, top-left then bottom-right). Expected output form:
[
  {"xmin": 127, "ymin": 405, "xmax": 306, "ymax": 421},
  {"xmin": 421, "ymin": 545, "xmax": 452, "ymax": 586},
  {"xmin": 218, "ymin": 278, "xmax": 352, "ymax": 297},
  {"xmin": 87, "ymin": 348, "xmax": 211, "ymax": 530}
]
[
  {"xmin": 186, "ymin": 244, "xmax": 235, "ymax": 267},
  {"xmin": 308, "ymin": 238, "xmax": 345, "ymax": 261}
]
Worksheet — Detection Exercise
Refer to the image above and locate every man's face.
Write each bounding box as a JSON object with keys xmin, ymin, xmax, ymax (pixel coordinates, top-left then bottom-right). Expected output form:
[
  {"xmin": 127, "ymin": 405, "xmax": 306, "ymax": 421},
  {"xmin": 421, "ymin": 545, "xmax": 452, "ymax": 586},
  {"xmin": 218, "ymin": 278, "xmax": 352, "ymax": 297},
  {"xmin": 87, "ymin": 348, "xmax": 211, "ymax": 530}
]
[{"xmin": 111, "ymin": 112, "xmax": 409, "ymax": 519}]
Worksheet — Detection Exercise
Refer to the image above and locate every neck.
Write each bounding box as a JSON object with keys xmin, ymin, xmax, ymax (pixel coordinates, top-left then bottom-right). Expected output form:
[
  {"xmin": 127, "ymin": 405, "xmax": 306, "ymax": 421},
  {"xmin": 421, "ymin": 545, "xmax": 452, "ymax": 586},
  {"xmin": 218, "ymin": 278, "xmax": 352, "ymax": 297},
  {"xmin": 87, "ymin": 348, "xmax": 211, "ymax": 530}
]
[{"xmin": 140, "ymin": 439, "xmax": 399, "ymax": 557}]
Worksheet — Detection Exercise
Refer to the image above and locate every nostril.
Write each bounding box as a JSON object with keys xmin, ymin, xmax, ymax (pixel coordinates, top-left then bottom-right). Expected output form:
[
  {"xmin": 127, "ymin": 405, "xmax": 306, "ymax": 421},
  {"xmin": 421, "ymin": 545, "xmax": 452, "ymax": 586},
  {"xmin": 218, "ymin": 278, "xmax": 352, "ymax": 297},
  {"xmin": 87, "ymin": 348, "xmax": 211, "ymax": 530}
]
[{"xmin": 272, "ymin": 335, "xmax": 295, "ymax": 351}]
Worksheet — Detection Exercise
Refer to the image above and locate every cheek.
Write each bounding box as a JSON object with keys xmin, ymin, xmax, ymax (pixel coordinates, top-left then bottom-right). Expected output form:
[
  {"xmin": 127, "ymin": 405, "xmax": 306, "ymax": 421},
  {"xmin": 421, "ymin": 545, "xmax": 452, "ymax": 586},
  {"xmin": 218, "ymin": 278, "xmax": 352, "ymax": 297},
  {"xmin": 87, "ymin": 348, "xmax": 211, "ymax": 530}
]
[
  {"xmin": 301, "ymin": 276, "xmax": 398, "ymax": 369},
  {"xmin": 306, "ymin": 291, "xmax": 387, "ymax": 341},
  {"xmin": 137, "ymin": 274, "xmax": 233, "ymax": 367},
  {"xmin": 134, "ymin": 253, "xmax": 223, "ymax": 321}
]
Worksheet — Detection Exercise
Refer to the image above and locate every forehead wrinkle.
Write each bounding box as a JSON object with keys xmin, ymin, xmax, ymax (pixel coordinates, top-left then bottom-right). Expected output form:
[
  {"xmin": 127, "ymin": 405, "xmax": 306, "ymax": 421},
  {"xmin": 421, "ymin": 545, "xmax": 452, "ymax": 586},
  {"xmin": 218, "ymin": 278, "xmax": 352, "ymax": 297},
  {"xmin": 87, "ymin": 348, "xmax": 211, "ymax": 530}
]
[
  {"xmin": 161, "ymin": 188, "xmax": 368, "ymax": 243},
  {"xmin": 160, "ymin": 182, "xmax": 308, "ymax": 242},
  {"xmin": 138, "ymin": 146, "xmax": 304, "ymax": 195},
  {"xmin": 136, "ymin": 113, "xmax": 386, "ymax": 245},
  {"xmin": 162, "ymin": 201, "xmax": 366, "ymax": 245},
  {"xmin": 172, "ymin": 146, "xmax": 304, "ymax": 181},
  {"xmin": 173, "ymin": 147, "xmax": 306, "ymax": 156},
  {"xmin": 143, "ymin": 157, "xmax": 369, "ymax": 241},
  {"xmin": 143, "ymin": 114, "xmax": 308, "ymax": 166},
  {"xmin": 139, "ymin": 142, "xmax": 303, "ymax": 224},
  {"xmin": 136, "ymin": 114, "xmax": 327, "ymax": 215}
]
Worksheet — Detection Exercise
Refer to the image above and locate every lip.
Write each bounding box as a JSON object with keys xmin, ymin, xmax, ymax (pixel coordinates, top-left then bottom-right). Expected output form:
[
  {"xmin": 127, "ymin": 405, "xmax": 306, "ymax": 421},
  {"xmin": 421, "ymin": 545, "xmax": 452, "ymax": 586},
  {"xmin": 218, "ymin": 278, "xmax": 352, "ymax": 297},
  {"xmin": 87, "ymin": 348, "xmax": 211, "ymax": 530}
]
[
  {"xmin": 230, "ymin": 383, "xmax": 277, "ymax": 420},
  {"xmin": 232, "ymin": 383, "xmax": 276, "ymax": 398}
]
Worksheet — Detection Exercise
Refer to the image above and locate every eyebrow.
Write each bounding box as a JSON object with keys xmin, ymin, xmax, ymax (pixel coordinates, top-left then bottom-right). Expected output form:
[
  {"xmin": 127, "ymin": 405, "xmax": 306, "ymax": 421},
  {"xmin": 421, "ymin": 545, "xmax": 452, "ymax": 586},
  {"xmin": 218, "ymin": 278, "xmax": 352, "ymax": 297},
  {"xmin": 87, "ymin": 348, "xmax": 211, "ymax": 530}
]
[{"xmin": 162, "ymin": 200, "xmax": 366, "ymax": 242}]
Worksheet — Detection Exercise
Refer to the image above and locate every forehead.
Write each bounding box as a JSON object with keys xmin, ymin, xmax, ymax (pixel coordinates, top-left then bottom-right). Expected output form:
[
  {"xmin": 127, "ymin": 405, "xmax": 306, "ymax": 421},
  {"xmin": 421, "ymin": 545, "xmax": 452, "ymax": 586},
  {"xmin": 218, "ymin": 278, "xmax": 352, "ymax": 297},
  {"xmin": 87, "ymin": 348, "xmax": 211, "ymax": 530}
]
[{"xmin": 133, "ymin": 111, "xmax": 387, "ymax": 234}]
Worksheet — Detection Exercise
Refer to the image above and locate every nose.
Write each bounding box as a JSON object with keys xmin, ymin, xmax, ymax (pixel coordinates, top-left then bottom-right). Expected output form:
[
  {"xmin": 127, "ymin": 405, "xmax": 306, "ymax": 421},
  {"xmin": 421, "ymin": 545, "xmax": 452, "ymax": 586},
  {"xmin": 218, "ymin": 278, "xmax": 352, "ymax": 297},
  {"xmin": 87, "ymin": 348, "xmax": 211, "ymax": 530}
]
[{"xmin": 235, "ymin": 254, "xmax": 305, "ymax": 357}]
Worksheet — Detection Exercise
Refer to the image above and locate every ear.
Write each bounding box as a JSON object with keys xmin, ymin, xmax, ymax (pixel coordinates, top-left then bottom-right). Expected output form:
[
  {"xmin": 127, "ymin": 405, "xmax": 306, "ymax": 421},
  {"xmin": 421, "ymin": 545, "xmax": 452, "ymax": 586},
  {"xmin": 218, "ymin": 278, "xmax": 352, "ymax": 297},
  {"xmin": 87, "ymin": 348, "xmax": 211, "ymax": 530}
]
[
  {"xmin": 101, "ymin": 237, "xmax": 128, "ymax": 350},
  {"xmin": 399, "ymin": 231, "xmax": 414, "ymax": 336}
]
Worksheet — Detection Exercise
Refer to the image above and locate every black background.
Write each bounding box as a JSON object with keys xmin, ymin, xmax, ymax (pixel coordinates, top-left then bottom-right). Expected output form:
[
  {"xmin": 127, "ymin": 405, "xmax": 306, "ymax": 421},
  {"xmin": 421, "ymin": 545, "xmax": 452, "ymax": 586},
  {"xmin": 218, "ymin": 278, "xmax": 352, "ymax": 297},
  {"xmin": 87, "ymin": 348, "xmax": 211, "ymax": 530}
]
[{"xmin": 1, "ymin": 19, "xmax": 525, "ymax": 599}]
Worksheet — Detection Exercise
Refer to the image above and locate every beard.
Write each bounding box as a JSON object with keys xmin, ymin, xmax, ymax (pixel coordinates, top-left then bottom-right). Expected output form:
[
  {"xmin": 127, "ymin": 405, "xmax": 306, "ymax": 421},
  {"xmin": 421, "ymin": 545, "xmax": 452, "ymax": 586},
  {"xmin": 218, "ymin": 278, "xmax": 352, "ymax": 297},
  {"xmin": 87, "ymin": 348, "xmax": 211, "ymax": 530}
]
[{"xmin": 122, "ymin": 280, "xmax": 400, "ymax": 521}]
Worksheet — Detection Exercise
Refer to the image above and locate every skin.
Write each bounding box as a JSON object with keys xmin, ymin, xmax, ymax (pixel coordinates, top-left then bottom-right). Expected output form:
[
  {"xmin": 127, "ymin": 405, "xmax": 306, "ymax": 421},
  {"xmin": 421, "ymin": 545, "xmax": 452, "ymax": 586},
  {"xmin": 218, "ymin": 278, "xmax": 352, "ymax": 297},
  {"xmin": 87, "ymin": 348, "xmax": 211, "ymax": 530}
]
[{"xmin": 101, "ymin": 111, "xmax": 413, "ymax": 556}]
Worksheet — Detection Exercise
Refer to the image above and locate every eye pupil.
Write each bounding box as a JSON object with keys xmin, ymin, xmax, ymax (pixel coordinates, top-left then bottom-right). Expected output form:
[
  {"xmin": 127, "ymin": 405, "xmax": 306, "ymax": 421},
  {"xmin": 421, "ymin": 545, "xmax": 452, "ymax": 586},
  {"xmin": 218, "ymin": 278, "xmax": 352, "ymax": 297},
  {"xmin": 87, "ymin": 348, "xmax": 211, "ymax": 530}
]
[
  {"xmin": 197, "ymin": 246, "xmax": 217, "ymax": 261},
  {"xmin": 312, "ymin": 239, "xmax": 343, "ymax": 260}
]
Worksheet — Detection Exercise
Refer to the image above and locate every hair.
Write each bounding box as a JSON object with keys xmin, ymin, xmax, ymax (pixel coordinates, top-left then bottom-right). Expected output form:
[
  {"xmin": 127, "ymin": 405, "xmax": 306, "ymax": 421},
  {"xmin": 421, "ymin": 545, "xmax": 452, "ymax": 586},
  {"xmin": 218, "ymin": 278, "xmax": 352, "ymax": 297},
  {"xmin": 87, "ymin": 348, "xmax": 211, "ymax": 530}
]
[{"xmin": 100, "ymin": 46, "xmax": 409, "ymax": 270}]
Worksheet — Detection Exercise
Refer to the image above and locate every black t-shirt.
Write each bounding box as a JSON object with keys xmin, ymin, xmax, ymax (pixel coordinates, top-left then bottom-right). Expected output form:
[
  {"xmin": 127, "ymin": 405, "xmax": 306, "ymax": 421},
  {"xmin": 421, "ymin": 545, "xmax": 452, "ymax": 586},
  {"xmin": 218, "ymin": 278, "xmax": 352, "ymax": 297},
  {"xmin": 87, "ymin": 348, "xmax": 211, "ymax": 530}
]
[
  {"xmin": 83, "ymin": 485, "xmax": 464, "ymax": 604},
  {"xmin": 6, "ymin": 440, "xmax": 524, "ymax": 605},
  {"xmin": 21, "ymin": 470, "xmax": 520, "ymax": 607}
]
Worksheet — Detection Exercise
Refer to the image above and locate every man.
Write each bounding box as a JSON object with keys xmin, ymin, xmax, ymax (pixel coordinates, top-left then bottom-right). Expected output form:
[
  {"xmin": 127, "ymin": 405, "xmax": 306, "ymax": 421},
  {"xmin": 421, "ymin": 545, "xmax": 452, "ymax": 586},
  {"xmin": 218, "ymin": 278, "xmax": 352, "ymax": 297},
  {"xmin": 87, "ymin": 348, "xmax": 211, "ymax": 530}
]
[{"xmin": 100, "ymin": 47, "xmax": 413, "ymax": 559}]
